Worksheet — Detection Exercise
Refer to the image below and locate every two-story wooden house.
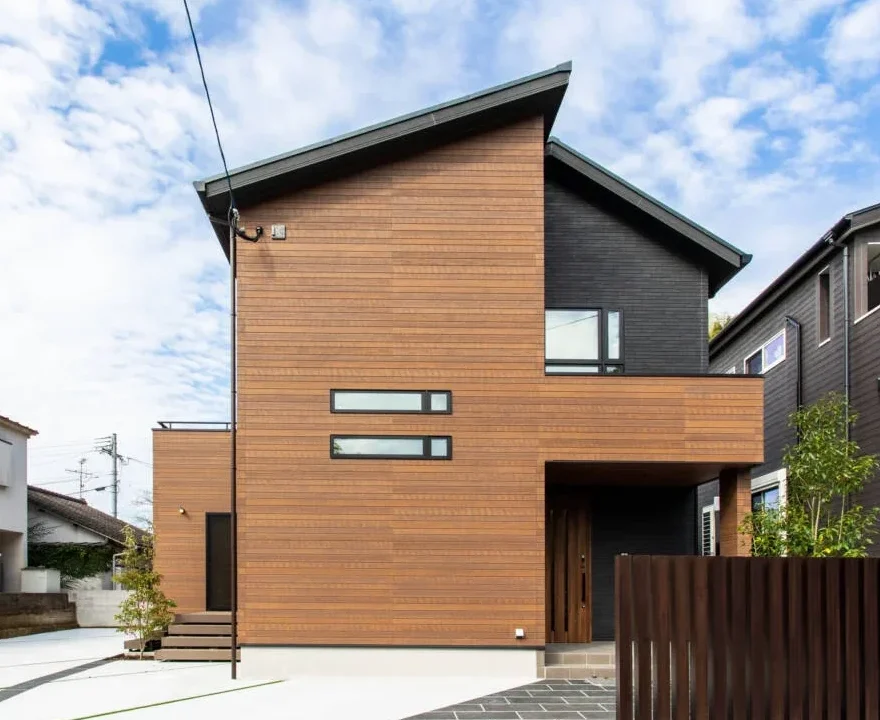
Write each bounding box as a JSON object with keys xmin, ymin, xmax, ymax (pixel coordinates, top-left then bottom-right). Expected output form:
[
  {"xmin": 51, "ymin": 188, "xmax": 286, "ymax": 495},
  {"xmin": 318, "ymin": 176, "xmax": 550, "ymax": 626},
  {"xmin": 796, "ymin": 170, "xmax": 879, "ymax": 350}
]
[
  {"xmin": 152, "ymin": 63, "xmax": 764, "ymax": 677},
  {"xmin": 702, "ymin": 203, "xmax": 880, "ymax": 555}
]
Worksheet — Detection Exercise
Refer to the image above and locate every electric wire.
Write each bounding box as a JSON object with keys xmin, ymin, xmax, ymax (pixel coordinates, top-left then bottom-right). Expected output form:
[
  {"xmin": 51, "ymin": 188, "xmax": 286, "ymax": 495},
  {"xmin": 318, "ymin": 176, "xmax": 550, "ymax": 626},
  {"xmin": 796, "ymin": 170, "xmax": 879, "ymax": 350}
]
[{"xmin": 182, "ymin": 0, "xmax": 236, "ymax": 214}]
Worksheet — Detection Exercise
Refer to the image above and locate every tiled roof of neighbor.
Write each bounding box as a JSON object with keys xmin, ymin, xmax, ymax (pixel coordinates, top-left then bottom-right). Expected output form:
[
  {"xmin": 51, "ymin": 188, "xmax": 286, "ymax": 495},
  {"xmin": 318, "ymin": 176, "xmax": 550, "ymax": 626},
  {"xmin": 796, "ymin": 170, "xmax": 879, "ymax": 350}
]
[
  {"xmin": 0, "ymin": 414, "xmax": 38, "ymax": 437},
  {"xmin": 28, "ymin": 485, "xmax": 145, "ymax": 546}
]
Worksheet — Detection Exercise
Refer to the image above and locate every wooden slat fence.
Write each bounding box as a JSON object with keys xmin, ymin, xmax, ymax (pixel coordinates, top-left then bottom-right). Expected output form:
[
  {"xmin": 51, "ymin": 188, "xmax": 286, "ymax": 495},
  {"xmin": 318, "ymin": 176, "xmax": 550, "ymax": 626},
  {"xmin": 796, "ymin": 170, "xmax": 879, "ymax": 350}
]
[{"xmin": 615, "ymin": 555, "xmax": 880, "ymax": 720}]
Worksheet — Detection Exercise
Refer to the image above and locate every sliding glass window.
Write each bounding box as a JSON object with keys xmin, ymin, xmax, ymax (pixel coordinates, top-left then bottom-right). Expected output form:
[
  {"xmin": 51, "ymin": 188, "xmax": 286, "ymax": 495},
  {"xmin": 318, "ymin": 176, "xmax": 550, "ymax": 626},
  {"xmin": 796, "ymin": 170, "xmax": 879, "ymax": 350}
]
[
  {"xmin": 330, "ymin": 435, "xmax": 452, "ymax": 460},
  {"xmin": 331, "ymin": 390, "xmax": 452, "ymax": 414}
]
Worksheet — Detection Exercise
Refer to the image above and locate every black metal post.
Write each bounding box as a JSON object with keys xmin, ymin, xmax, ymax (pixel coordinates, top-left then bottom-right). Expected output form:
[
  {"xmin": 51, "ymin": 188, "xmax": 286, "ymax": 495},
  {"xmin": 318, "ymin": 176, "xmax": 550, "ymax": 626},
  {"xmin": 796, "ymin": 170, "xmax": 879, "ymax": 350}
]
[{"xmin": 229, "ymin": 217, "xmax": 238, "ymax": 679}]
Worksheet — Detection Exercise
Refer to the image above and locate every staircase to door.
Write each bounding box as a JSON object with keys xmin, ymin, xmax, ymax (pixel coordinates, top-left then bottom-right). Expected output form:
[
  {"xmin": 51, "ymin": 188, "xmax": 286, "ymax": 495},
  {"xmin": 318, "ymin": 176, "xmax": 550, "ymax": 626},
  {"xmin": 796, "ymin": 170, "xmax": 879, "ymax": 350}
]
[{"xmin": 155, "ymin": 612, "xmax": 239, "ymax": 661}]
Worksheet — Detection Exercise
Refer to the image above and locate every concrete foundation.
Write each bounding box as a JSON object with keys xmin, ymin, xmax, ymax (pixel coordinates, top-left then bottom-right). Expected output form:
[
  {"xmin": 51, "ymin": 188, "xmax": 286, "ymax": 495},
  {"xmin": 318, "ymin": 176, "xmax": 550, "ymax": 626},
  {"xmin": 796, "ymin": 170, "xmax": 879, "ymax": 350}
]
[
  {"xmin": 241, "ymin": 646, "xmax": 541, "ymax": 679},
  {"xmin": 66, "ymin": 590, "xmax": 129, "ymax": 627}
]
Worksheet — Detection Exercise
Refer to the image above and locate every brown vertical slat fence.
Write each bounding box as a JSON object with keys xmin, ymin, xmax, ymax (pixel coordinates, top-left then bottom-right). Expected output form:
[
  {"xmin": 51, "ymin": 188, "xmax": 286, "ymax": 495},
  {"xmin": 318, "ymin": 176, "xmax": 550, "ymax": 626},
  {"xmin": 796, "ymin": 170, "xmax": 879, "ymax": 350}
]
[{"xmin": 616, "ymin": 556, "xmax": 880, "ymax": 720}]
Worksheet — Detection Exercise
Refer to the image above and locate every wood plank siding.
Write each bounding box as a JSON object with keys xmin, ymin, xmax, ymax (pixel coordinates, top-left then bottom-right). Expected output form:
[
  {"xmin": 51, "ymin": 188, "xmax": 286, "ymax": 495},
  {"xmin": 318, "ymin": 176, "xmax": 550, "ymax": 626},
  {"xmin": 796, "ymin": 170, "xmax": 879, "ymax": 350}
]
[
  {"xmin": 153, "ymin": 430, "xmax": 229, "ymax": 614},
  {"xmin": 153, "ymin": 116, "xmax": 763, "ymax": 647}
]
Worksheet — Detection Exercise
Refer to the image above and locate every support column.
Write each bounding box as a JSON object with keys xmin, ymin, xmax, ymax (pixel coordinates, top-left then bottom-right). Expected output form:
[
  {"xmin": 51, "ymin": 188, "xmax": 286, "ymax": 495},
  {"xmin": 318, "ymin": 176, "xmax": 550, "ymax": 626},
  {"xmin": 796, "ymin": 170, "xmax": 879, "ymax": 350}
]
[{"xmin": 719, "ymin": 467, "xmax": 751, "ymax": 556}]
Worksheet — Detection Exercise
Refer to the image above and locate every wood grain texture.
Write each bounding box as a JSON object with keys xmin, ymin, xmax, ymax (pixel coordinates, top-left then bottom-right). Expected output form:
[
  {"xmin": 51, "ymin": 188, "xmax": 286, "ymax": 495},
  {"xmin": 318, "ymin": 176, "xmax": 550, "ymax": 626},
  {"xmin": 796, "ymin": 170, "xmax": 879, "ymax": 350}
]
[
  {"xmin": 152, "ymin": 430, "xmax": 229, "ymax": 614},
  {"xmin": 155, "ymin": 116, "xmax": 763, "ymax": 647}
]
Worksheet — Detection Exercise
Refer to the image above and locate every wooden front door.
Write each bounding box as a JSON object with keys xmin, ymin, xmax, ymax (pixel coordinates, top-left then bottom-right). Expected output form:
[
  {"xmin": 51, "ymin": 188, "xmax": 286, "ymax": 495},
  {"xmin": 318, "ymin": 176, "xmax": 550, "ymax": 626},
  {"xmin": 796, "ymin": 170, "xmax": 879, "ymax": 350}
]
[{"xmin": 546, "ymin": 490, "xmax": 591, "ymax": 643}]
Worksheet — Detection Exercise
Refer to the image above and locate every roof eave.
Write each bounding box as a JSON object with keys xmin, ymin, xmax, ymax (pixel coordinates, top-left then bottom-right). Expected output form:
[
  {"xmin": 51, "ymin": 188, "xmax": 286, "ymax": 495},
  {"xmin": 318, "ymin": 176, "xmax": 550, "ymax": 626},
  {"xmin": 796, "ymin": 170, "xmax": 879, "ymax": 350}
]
[
  {"xmin": 545, "ymin": 139, "xmax": 750, "ymax": 293},
  {"xmin": 195, "ymin": 62, "xmax": 573, "ymax": 258},
  {"xmin": 710, "ymin": 206, "xmax": 880, "ymax": 356}
]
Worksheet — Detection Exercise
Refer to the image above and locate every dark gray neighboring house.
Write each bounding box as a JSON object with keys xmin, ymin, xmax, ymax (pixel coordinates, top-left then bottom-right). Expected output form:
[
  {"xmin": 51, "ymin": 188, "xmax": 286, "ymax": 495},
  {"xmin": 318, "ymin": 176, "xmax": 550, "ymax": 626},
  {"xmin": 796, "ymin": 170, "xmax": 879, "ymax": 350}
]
[{"xmin": 698, "ymin": 202, "xmax": 880, "ymax": 556}]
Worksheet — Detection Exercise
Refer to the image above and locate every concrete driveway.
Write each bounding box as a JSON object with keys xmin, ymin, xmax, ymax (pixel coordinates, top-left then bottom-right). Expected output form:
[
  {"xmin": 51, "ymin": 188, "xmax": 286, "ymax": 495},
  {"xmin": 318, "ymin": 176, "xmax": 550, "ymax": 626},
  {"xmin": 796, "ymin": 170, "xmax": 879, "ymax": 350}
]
[{"xmin": 0, "ymin": 629, "xmax": 534, "ymax": 720}]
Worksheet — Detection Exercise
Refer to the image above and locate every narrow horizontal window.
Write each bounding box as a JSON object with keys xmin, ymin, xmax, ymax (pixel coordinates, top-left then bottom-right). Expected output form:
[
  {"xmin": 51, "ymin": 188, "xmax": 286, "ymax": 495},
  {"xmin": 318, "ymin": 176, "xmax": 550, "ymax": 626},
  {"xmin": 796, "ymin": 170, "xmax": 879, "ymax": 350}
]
[
  {"xmin": 545, "ymin": 364, "xmax": 600, "ymax": 374},
  {"xmin": 331, "ymin": 390, "xmax": 452, "ymax": 414},
  {"xmin": 330, "ymin": 435, "xmax": 452, "ymax": 460}
]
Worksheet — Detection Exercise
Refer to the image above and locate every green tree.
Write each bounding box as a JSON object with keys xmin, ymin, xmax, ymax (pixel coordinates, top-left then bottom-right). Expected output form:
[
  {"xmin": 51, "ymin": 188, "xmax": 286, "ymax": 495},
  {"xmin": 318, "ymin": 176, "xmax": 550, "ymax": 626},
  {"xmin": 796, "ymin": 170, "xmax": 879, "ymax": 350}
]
[
  {"xmin": 741, "ymin": 393, "xmax": 879, "ymax": 557},
  {"xmin": 708, "ymin": 313, "xmax": 732, "ymax": 340},
  {"xmin": 113, "ymin": 527, "xmax": 175, "ymax": 658}
]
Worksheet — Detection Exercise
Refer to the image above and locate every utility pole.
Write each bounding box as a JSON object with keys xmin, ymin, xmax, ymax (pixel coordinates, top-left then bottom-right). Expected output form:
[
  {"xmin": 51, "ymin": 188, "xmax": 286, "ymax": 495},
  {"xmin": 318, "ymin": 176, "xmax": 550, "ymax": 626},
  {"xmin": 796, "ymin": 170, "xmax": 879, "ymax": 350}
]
[
  {"xmin": 96, "ymin": 434, "xmax": 127, "ymax": 517},
  {"xmin": 64, "ymin": 458, "xmax": 96, "ymax": 500}
]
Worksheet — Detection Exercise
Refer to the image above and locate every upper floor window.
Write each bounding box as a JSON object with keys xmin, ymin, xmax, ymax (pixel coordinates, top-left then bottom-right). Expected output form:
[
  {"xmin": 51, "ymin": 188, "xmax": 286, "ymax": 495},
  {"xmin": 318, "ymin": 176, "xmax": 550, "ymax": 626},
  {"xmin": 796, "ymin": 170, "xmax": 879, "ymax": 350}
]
[
  {"xmin": 743, "ymin": 329, "xmax": 785, "ymax": 374},
  {"xmin": 330, "ymin": 435, "xmax": 451, "ymax": 460},
  {"xmin": 817, "ymin": 267, "xmax": 831, "ymax": 344},
  {"xmin": 0, "ymin": 437, "xmax": 11, "ymax": 487},
  {"xmin": 331, "ymin": 390, "xmax": 451, "ymax": 414},
  {"xmin": 854, "ymin": 237, "xmax": 880, "ymax": 320},
  {"xmin": 545, "ymin": 309, "xmax": 623, "ymax": 374}
]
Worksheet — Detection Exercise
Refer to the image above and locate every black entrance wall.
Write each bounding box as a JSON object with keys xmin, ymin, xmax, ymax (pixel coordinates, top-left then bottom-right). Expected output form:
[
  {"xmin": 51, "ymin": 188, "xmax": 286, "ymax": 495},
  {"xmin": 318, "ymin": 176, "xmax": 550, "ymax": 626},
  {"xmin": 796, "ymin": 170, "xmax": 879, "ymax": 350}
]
[{"xmin": 590, "ymin": 486, "xmax": 696, "ymax": 640}]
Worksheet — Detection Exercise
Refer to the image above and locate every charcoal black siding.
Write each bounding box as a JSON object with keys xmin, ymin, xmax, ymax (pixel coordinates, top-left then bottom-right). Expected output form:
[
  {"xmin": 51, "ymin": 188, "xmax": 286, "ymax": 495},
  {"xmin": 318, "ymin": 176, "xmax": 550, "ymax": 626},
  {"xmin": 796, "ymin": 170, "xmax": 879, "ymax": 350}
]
[
  {"xmin": 710, "ymin": 250, "xmax": 846, "ymax": 477},
  {"xmin": 851, "ymin": 226, "xmax": 880, "ymax": 527},
  {"xmin": 590, "ymin": 486, "xmax": 696, "ymax": 640},
  {"xmin": 545, "ymin": 176, "xmax": 709, "ymax": 374},
  {"xmin": 709, "ymin": 226, "xmax": 880, "ymax": 555}
]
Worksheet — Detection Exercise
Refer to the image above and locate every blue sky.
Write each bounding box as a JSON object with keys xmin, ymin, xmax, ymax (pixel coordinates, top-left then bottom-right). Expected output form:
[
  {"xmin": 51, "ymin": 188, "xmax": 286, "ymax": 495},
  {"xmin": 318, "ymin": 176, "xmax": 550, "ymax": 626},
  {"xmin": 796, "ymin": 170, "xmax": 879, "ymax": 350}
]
[{"xmin": 1, "ymin": 0, "xmax": 879, "ymax": 522}]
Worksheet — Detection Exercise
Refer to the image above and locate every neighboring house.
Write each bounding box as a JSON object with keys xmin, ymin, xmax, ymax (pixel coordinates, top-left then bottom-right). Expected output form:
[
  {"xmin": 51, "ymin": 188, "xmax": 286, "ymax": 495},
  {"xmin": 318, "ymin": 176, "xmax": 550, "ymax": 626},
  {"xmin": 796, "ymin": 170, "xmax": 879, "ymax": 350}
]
[
  {"xmin": 153, "ymin": 63, "xmax": 764, "ymax": 676},
  {"xmin": 0, "ymin": 414, "xmax": 38, "ymax": 592},
  {"xmin": 27, "ymin": 486, "xmax": 144, "ymax": 589},
  {"xmin": 702, "ymin": 202, "xmax": 880, "ymax": 555}
]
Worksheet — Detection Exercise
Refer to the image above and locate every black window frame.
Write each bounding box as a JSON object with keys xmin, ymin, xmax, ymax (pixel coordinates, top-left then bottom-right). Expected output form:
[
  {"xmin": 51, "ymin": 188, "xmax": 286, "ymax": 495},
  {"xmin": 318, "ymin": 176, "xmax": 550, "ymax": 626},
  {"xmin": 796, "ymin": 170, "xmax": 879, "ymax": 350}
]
[
  {"xmin": 817, "ymin": 267, "xmax": 831, "ymax": 345},
  {"xmin": 544, "ymin": 307, "xmax": 625, "ymax": 375},
  {"xmin": 330, "ymin": 435, "xmax": 453, "ymax": 460},
  {"xmin": 330, "ymin": 390, "xmax": 452, "ymax": 415}
]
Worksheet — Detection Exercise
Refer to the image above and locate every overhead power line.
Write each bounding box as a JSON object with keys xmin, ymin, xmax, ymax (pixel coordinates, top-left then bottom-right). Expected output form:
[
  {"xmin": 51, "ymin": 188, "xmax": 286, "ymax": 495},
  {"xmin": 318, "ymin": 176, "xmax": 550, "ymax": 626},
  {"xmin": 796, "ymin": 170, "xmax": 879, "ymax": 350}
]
[{"xmin": 183, "ymin": 0, "xmax": 236, "ymax": 214}]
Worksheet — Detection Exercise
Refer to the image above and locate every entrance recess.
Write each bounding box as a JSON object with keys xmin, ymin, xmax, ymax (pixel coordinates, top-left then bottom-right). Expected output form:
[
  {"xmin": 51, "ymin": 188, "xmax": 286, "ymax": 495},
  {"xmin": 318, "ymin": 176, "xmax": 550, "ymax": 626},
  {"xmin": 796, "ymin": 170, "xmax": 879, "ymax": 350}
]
[
  {"xmin": 546, "ymin": 488, "xmax": 591, "ymax": 643},
  {"xmin": 205, "ymin": 512, "xmax": 231, "ymax": 612}
]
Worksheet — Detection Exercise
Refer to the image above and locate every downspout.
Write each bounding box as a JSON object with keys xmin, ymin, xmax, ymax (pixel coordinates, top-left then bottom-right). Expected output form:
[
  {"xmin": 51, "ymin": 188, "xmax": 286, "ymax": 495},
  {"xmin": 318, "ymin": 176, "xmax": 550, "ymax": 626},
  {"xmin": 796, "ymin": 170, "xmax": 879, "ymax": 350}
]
[{"xmin": 229, "ymin": 214, "xmax": 238, "ymax": 680}]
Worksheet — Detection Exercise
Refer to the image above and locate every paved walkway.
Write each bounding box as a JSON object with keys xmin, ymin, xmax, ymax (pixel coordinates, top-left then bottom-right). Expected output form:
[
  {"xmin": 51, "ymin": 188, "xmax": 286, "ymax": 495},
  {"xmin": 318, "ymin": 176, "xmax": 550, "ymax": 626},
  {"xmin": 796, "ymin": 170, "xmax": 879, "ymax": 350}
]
[{"xmin": 405, "ymin": 679, "xmax": 616, "ymax": 720}]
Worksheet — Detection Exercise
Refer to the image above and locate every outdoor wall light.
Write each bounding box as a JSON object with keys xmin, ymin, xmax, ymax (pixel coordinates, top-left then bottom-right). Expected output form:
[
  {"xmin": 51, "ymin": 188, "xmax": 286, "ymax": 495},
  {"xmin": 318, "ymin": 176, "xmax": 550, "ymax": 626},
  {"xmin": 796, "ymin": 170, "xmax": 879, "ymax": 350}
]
[{"xmin": 178, "ymin": 506, "xmax": 186, "ymax": 515}]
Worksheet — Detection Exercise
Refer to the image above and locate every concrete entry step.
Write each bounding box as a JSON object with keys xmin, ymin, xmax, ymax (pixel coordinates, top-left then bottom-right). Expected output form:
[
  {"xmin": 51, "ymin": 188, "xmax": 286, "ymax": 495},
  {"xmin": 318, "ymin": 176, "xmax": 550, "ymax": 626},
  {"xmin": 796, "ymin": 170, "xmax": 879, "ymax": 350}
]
[
  {"xmin": 167, "ymin": 623, "xmax": 231, "ymax": 636},
  {"xmin": 155, "ymin": 648, "xmax": 240, "ymax": 662},
  {"xmin": 161, "ymin": 635, "xmax": 232, "ymax": 648},
  {"xmin": 543, "ymin": 642, "xmax": 615, "ymax": 680},
  {"xmin": 173, "ymin": 611, "xmax": 231, "ymax": 624}
]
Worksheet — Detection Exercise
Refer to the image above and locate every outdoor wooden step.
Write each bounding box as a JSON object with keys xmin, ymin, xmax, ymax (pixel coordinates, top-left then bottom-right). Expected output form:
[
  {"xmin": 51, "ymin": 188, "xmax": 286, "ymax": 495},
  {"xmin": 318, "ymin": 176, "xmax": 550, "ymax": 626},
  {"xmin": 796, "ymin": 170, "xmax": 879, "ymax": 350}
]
[
  {"xmin": 168, "ymin": 623, "xmax": 231, "ymax": 636},
  {"xmin": 173, "ymin": 612, "xmax": 231, "ymax": 624},
  {"xmin": 161, "ymin": 635, "xmax": 232, "ymax": 648},
  {"xmin": 155, "ymin": 648, "xmax": 240, "ymax": 662}
]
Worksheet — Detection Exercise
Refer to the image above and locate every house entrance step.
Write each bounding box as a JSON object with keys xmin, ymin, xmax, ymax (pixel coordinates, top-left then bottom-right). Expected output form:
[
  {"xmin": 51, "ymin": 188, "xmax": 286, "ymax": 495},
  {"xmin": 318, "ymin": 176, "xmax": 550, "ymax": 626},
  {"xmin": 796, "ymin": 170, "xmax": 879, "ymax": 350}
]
[
  {"xmin": 155, "ymin": 648, "xmax": 240, "ymax": 662},
  {"xmin": 173, "ymin": 611, "xmax": 231, "ymax": 624},
  {"xmin": 542, "ymin": 642, "xmax": 615, "ymax": 680},
  {"xmin": 161, "ymin": 635, "xmax": 232, "ymax": 648},
  {"xmin": 168, "ymin": 623, "xmax": 231, "ymax": 636}
]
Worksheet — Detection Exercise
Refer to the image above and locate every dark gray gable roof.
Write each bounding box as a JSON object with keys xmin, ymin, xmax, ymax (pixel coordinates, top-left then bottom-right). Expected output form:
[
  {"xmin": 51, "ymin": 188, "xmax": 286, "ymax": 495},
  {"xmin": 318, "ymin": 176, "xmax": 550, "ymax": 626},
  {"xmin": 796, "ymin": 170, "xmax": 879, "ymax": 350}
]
[
  {"xmin": 196, "ymin": 63, "xmax": 573, "ymax": 255},
  {"xmin": 545, "ymin": 138, "xmax": 752, "ymax": 297},
  {"xmin": 28, "ymin": 486, "xmax": 145, "ymax": 546},
  {"xmin": 710, "ymin": 200, "xmax": 880, "ymax": 357}
]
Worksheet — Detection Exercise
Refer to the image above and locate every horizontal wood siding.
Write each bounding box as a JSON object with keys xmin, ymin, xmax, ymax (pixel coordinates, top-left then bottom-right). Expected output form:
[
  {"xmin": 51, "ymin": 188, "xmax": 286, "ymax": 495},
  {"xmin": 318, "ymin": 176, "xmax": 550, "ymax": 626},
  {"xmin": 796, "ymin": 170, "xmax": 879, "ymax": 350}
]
[
  {"xmin": 218, "ymin": 117, "xmax": 763, "ymax": 647},
  {"xmin": 152, "ymin": 430, "xmax": 229, "ymax": 614}
]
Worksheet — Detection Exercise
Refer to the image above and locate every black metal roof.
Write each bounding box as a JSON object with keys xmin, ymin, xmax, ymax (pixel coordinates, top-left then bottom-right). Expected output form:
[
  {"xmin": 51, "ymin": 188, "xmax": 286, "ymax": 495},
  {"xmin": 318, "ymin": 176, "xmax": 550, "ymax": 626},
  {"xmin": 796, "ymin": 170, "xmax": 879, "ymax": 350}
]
[
  {"xmin": 196, "ymin": 62, "xmax": 573, "ymax": 256},
  {"xmin": 710, "ymin": 201, "xmax": 880, "ymax": 357}
]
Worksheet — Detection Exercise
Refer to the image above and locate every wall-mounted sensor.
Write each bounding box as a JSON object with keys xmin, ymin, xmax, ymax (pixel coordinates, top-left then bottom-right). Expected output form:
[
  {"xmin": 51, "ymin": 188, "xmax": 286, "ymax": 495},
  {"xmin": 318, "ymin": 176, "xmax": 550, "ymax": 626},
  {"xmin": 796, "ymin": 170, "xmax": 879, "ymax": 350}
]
[
  {"xmin": 515, "ymin": 628, "xmax": 525, "ymax": 639},
  {"xmin": 271, "ymin": 224, "xmax": 286, "ymax": 240}
]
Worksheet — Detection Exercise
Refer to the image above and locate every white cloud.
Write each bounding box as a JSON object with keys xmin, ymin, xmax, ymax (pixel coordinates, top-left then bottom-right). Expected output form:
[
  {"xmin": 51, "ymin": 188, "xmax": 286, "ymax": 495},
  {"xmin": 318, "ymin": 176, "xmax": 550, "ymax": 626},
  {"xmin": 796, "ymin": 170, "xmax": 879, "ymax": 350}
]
[
  {"xmin": 2, "ymin": 0, "xmax": 880, "ymax": 523},
  {"xmin": 826, "ymin": 0, "xmax": 880, "ymax": 76}
]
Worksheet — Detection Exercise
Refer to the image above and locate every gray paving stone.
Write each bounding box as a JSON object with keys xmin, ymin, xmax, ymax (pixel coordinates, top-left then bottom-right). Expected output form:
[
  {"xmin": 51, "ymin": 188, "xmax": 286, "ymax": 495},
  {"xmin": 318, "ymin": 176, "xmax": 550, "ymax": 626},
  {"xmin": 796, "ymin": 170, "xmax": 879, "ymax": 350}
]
[{"xmin": 403, "ymin": 679, "xmax": 616, "ymax": 720}]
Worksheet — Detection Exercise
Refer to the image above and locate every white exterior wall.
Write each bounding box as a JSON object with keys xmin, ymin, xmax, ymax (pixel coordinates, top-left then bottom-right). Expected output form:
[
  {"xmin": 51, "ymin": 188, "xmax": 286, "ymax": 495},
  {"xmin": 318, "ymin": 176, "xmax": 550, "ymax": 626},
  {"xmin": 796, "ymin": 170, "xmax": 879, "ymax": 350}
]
[
  {"xmin": 28, "ymin": 506, "xmax": 107, "ymax": 544},
  {"xmin": 0, "ymin": 423, "xmax": 30, "ymax": 592},
  {"xmin": 67, "ymin": 589, "xmax": 129, "ymax": 627}
]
